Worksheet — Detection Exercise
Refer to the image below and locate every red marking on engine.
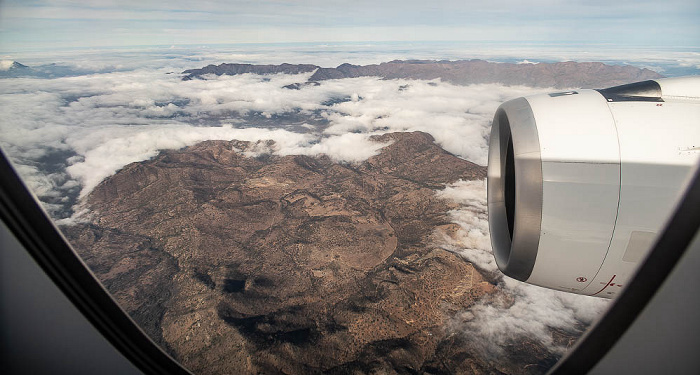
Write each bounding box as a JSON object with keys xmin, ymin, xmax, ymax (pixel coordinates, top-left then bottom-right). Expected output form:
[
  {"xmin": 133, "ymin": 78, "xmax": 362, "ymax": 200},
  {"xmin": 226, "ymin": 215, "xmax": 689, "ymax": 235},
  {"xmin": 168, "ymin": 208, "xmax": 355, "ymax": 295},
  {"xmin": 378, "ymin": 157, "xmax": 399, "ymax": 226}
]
[{"xmin": 591, "ymin": 275, "xmax": 617, "ymax": 296}]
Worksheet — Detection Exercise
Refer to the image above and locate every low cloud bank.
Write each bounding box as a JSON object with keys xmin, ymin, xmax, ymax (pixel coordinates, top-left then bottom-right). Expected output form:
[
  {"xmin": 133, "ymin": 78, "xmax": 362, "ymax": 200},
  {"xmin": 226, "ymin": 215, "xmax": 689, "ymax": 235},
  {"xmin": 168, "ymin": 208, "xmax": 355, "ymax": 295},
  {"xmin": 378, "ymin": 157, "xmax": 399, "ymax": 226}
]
[
  {"xmin": 0, "ymin": 62, "xmax": 543, "ymax": 218},
  {"xmin": 64, "ymin": 126, "xmax": 389, "ymax": 197}
]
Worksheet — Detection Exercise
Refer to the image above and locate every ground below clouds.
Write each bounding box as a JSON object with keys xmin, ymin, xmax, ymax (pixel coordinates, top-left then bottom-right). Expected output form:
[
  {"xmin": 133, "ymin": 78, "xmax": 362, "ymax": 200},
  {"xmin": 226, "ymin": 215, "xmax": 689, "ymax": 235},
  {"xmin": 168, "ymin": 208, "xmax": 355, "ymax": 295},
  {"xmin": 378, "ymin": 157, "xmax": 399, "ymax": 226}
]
[{"xmin": 62, "ymin": 131, "xmax": 594, "ymax": 375}]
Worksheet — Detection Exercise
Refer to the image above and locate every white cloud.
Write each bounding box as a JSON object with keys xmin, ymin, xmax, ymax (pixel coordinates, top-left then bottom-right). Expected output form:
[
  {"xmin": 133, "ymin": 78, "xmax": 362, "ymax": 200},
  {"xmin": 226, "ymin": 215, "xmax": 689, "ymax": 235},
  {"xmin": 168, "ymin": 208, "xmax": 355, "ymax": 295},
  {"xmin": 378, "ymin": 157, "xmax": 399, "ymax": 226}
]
[
  {"xmin": 0, "ymin": 60, "xmax": 17, "ymax": 70},
  {"xmin": 64, "ymin": 125, "xmax": 315, "ymax": 197},
  {"xmin": 277, "ymin": 132, "xmax": 391, "ymax": 163},
  {"xmin": 322, "ymin": 78, "xmax": 542, "ymax": 165},
  {"xmin": 0, "ymin": 61, "xmax": 547, "ymax": 215}
]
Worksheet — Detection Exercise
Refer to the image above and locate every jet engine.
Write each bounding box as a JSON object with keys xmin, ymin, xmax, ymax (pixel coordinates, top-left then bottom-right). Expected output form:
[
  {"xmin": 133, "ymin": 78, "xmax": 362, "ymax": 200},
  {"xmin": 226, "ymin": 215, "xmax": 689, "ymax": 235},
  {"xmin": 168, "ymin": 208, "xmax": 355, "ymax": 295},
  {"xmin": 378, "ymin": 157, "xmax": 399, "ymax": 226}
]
[{"xmin": 487, "ymin": 77, "xmax": 700, "ymax": 298}]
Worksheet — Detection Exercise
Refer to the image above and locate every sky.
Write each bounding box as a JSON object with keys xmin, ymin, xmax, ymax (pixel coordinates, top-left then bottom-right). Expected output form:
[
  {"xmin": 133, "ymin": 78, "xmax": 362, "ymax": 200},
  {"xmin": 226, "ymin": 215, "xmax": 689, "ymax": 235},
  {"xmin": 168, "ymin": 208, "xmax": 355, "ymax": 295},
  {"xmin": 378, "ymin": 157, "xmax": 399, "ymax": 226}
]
[{"xmin": 0, "ymin": 0, "xmax": 698, "ymax": 51}]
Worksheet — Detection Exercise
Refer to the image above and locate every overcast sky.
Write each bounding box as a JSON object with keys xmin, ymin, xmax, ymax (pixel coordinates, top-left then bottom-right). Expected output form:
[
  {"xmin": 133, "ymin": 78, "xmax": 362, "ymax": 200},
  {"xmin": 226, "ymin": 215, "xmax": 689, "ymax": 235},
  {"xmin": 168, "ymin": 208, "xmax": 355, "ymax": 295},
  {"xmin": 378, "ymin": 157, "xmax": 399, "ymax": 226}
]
[{"xmin": 1, "ymin": 0, "xmax": 698, "ymax": 51}]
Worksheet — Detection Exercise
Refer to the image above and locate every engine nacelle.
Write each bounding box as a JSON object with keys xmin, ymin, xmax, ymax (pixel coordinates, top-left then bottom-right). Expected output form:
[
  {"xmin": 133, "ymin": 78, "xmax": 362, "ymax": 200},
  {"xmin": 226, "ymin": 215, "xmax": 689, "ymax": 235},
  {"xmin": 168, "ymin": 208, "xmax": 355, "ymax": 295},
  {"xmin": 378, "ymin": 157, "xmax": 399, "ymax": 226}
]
[{"xmin": 487, "ymin": 77, "xmax": 700, "ymax": 298}]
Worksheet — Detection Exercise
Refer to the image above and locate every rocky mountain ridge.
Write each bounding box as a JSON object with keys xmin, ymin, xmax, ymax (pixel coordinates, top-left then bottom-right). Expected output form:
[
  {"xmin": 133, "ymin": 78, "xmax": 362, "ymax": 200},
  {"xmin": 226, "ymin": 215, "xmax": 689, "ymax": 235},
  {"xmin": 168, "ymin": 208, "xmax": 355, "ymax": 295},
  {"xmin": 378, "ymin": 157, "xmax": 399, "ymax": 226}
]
[
  {"xmin": 181, "ymin": 62, "xmax": 318, "ymax": 80},
  {"xmin": 62, "ymin": 131, "xmax": 574, "ymax": 374},
  {"xmin": 182, "ymin": 59, "xmax": 663, "ymax": 88}
]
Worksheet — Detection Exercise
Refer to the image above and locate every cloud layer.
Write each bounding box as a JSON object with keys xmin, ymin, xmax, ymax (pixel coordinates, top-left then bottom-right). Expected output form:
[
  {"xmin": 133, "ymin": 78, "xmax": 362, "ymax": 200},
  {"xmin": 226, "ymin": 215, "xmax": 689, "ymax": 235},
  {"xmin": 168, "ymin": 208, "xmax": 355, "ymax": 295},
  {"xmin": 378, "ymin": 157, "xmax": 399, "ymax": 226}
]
[{"xmin": 0, "ymin": 59, "xmax": 544, "ymax": 218}]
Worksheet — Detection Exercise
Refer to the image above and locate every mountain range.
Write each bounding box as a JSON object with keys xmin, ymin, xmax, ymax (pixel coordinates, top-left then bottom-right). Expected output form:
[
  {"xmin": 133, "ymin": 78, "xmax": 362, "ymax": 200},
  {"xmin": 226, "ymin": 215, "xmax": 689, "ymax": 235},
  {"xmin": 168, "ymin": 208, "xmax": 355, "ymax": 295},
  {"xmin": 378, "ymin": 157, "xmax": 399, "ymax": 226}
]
[
  {"xmin": 182, "ymin": 59, "xmax": 663, "ymax": 88},
  {"xmin": 62, "ymin": 132, "xmax": 573, "ymax": 374}
]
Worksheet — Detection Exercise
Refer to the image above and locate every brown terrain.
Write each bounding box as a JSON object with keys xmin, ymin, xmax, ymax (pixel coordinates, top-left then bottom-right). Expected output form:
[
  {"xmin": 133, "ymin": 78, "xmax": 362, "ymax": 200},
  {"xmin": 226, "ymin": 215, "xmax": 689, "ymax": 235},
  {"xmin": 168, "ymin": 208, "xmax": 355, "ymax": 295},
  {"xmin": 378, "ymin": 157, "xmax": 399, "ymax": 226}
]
[
  {"xmin": 182, "ymin": 60, "xmax": 663, "ymax": 88},
  {"xmin": 62, "ymin": 132, "xmax": 571, "ymax": 374},
  {"xmin": 182, "ymin": 63, "xmax": 319, "ymax": 81}
]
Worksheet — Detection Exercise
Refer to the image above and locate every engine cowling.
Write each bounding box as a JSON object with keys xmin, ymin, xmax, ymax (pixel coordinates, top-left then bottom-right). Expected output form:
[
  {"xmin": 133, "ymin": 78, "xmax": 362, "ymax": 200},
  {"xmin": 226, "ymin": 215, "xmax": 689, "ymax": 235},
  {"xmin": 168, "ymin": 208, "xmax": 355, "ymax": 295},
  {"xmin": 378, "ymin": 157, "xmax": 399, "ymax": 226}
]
[{"xmin": 487, "ymin": 77, "xmax": 700, "ymax": 298}]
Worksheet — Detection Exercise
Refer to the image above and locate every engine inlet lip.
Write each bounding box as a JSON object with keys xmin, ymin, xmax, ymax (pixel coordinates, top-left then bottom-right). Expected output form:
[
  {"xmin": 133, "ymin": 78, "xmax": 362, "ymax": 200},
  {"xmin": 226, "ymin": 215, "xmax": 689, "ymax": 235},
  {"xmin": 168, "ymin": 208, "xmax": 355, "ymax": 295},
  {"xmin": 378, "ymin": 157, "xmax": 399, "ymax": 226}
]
[{"xmin": 487, "ymin": 97, "xmax": 543, "ymax": 281}]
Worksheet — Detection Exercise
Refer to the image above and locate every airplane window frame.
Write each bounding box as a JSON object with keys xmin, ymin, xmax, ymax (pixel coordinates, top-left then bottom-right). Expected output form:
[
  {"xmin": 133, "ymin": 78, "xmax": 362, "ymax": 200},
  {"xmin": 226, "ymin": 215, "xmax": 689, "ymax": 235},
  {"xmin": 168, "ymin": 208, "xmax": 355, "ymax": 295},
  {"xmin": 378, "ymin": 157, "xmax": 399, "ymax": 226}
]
[{"xmin": 0, "ymin": 148, "xmax": 193, "ymax": 375}]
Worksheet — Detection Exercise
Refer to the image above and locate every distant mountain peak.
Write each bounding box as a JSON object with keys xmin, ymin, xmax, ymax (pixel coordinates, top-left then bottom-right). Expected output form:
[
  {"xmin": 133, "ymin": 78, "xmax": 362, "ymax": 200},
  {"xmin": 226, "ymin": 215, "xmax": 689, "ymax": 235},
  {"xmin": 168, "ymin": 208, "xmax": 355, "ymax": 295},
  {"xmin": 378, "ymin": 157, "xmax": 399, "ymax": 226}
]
[{"xmin": 0, "ymin": 60, "xmax": 28, "ymax": 71}]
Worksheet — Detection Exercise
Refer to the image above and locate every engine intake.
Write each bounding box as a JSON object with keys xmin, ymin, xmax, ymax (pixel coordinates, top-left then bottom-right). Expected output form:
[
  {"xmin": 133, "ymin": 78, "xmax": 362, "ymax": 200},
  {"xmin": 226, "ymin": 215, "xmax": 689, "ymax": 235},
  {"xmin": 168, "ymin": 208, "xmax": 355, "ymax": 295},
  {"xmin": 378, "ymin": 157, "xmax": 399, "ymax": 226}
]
[
  {"xmin": 487, "ymin": 77, "xmax": 700, "ymax": 297},
  {"xmin": 488, "ymin": 98, "xmax": 542, "ymax": 282}
]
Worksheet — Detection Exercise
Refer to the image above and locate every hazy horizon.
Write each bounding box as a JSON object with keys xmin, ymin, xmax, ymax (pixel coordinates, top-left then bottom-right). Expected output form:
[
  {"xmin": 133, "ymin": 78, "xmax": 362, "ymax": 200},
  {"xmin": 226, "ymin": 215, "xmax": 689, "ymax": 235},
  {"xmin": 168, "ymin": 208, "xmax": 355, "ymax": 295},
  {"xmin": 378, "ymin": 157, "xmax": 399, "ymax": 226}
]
[
  {"xmin": 1, "ymin": 0, "xmax": 697, "ymax": 51},
  {"xmin": 3, "ymin": 41, "xmax": 700, "ymax": 79}
]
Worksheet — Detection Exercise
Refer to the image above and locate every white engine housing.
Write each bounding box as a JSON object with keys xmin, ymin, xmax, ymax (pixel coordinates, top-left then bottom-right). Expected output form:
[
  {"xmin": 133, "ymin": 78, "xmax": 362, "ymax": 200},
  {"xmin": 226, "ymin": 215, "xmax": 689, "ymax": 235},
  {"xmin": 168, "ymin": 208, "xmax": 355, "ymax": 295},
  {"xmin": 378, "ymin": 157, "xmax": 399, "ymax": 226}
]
[{"xmin": 487, "ymin": 77, "xmax": 700, "ymax": 298}]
